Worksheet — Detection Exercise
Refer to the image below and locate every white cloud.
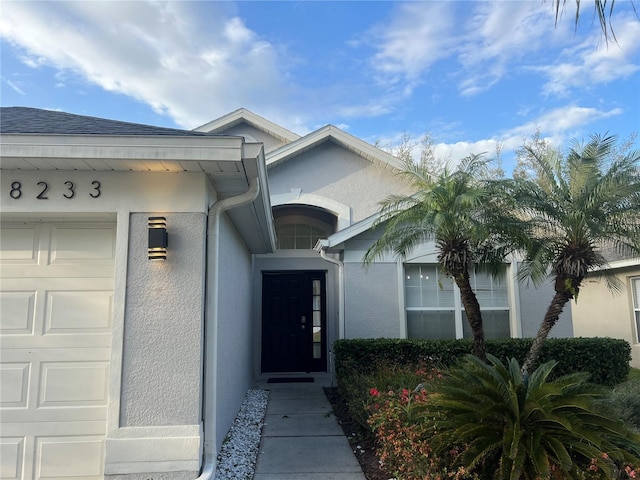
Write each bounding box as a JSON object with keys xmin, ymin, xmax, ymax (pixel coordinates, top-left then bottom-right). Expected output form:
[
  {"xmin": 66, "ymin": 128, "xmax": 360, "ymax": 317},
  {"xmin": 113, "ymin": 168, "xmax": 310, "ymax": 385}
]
[
  {"xmin": 534, "ymin": 15, "xmax": 640, "ymax": 96},
  {"xmin": 0, "ymin": 1, "xmax": 297, "ymax": 129},
  {"xmin": 505, "ymin": 105, "xmax": 623, "ymax": 140},
  {"xmin": 367, "ymin": 2, "xmax": 457, "ymax": 93},
  {"xmin": 365, "ymin": 1, "xmax": 562, "ymax": 97}
]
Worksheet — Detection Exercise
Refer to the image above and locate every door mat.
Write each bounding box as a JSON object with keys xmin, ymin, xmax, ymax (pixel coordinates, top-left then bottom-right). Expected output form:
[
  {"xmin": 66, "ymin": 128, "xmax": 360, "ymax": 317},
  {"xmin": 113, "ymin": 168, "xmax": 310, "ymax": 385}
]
[{"xmin": 267, "ymin": 377, "xmax": 314, "ymax": 383}]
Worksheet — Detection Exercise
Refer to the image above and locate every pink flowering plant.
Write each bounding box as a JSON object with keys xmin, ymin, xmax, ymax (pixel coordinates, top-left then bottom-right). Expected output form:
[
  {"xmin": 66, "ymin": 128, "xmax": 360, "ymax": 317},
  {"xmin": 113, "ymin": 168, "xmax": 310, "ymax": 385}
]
[
  {"xmin": 367, "ymin": 382, "xmax": 478, "ymax": 480},
  {"xmin": 336, "ymin": 358, "xmax": 439, "ymax": 434}
]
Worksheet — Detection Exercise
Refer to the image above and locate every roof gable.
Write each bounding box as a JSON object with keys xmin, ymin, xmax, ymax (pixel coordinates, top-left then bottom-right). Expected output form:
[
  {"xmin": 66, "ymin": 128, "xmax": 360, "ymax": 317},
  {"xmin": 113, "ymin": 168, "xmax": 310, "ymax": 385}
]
[
  {"xmin": 266, "ymin": 124, "xmax": 405, "ymax": 171},
  {"xmin": 193, "ymin": 108, "xmax": 300, "ymax": 145}
]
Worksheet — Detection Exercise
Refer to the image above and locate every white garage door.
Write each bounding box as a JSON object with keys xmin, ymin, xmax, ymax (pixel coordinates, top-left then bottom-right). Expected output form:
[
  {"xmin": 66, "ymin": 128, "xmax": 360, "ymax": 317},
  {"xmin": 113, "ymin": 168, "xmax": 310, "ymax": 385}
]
[{"xmin": 1, "ymin": 221, "xmax": 115, "ymax": 480}]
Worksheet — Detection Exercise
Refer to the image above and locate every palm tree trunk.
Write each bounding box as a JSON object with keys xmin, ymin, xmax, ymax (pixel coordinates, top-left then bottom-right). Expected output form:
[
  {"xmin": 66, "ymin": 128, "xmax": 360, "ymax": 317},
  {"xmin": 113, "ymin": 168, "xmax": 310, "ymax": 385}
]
[
  {"xmin": 455, "ymin": 271, "xmax": 486, "ymax": 361},
  {"xmin": 521, "ymin": 289, "xmax": 572, "ymax": 374}
]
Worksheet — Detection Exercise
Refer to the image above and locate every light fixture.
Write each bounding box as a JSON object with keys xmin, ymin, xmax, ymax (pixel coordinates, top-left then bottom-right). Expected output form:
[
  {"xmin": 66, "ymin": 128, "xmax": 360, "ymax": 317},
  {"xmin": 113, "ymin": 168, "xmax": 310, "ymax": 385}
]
[{"xmin": 148, "ymin": 216, "xmax": 168, "ymax": 260}]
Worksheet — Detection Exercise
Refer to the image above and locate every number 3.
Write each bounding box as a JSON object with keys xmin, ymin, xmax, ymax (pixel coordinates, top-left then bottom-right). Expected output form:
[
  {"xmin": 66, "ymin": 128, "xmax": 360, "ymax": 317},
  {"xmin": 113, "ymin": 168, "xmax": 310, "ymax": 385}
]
[
  {"xmin": 90, "ymin": 181, "xmax": 101, "ymax": 198},
  {"xmin": 63, "ymin": 181, "xmax": 75, "ymax": 199}
]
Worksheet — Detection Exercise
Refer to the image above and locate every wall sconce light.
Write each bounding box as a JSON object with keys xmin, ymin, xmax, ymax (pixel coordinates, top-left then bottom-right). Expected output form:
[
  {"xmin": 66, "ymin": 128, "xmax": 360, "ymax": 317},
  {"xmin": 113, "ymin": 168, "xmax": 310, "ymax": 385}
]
[{"xmin": 148, "ymin": 216, "xmax": 168, "ymax": 260}]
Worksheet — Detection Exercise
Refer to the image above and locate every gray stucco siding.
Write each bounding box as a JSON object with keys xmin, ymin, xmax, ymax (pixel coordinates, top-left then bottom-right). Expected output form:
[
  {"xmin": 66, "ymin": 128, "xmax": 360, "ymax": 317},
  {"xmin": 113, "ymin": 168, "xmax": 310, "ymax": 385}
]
[
  {"xmin": 215, "ymin": 212, "xmax": 255, "ymax": 448},
  {"xmin": 120, "ymin": 213, "xmax": 206, "ymax": 427},
  {"xmin": 268, "ymin": 142, "xmax": 412, "ymax": 223},
  {"xmin": 220, "ymin": 123, "xmax": 285, "ymax": 153}
]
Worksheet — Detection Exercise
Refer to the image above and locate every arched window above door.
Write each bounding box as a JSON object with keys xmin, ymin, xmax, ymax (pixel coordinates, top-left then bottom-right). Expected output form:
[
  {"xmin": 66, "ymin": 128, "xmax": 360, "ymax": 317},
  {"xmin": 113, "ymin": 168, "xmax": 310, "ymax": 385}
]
[{"xmin": 273, "ymin": 205, "xmax": 337, "ymax": 250}]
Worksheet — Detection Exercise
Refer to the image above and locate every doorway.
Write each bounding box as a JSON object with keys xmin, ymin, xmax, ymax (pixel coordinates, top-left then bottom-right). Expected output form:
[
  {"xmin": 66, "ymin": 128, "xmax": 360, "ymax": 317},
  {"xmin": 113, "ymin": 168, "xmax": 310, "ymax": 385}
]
[{"xmin": 261, "ymin": 271, "xmax": 327, "ymax": 372}]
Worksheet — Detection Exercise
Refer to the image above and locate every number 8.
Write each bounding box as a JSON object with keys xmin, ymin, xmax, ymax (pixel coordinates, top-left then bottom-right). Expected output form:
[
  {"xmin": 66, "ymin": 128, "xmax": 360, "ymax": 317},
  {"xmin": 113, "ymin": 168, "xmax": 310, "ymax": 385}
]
[{"xmin": 10, "ymin": 181, "xmax": 22, "ymax": 199}]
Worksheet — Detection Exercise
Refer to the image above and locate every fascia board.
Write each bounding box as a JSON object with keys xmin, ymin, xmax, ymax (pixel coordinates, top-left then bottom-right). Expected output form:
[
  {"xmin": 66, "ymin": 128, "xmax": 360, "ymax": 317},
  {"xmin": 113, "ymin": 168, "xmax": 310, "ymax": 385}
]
[
  {"xmin": 0, "ymin": 133, "xmax": 244, "ymax": 165},
  {"xmin": 316, "ymin": 212, "xmax": 382, "ymax": 252},
  {"xmin": 591, "ymin": 257, "xmax": 640, "ymax": 272},
  {"xmin": 193, "ymin": 108, "xmax": 300, "ymax": 144},
  {"xmin": 266, "ymin": 125, "xmax": 404, "ymax": 170}
]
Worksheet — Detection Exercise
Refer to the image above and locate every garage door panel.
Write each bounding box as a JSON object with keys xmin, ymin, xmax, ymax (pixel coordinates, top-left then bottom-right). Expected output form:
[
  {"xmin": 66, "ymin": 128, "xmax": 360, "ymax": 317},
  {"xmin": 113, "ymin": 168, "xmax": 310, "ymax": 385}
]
[
  {"xmin": 0, "ymin": 436, "xmax": 25, "ymax": 480},
  {"xmin": 36, "ymin": 435, "xmax": 105, "ymax": 479},
  {"xmin": 0, "ymin": 225, "xmax": 40, "ymax": 264},
  {"xmin": 49, "ymin": 225, "xmax": 115, "ymax": 266},
  {"xmin": 0, "ymin": 291, "xmax": 36, "ymax": 335},
  {"xmin": 46, "ymin": 290, "xmax": 112, "ymax": 334},
  {"xmin": 39, "ymin": 361, "xmax": 109, "ymax": 407},
  {"xmin": 0, "ymin": 363, "xmax": 30, "ymax": 408}
]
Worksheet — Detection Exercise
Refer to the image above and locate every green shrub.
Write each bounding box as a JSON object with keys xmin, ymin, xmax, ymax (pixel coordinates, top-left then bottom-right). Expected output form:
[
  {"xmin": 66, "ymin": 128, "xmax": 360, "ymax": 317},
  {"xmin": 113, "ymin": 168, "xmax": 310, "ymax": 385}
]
[
  {"xmin": 333, "ymin": 337, "xmax": 631, "ymax": 387},
  {"xmin": 603, "ymin": 375, "xmax": 640, "ymax": 432},
  {"xmin": 426, "ymin": 355, "xmax": 640, "ymax": 480}
]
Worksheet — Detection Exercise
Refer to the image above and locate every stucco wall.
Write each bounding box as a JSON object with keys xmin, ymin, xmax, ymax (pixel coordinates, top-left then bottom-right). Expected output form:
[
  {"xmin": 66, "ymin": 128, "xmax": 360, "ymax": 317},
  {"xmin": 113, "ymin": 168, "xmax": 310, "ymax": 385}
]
[
  {"xmin": 120, "ymin": 212, "xmax": 205, "ymax": 427},
  {"xmin": 219, "ymin": 123, "xmax": 287, "ymax": 153},
  {"xmin": 518, "ymin": 276, "xmax": 573, "ymax": 339},
  {"xmin": 571, "ymin": 267, "xmax": 640, "ymax": 367},
  {"xmin": 215, "ymin": 212, "xmax": 255, "ymax": 448},
  {"xmin": 344, "ymin": 262, "xmax": 402, "ymax": 339},
  {"xmin": 267, "ymin": 142, "xmax": 412, "ymax": 223}
]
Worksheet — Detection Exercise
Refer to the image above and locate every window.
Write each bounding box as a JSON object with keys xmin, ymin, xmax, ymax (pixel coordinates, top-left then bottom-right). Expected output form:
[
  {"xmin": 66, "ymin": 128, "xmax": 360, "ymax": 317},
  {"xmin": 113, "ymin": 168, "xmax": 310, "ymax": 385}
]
[
  {"xmin": 276, "ymin": 224, "xmax": 327, "ymax": 249},
  {"xmin": 633, "ymin": 277, "xmax": 640, "ymax": 344},
  {"xmin": 405, "ymin": 264, "xmax": 510, "ymax": 340},
  {"xmin": 273, "ymin": 205, "xmax": 336, "ymax": 250}
]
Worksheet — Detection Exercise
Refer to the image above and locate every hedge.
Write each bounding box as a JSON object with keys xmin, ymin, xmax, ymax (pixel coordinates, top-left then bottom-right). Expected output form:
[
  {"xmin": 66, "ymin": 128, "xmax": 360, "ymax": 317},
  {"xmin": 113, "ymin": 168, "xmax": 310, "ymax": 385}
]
[{"xmin": 332, "ymin": 337, "xmax": 631, "ymax": 387}]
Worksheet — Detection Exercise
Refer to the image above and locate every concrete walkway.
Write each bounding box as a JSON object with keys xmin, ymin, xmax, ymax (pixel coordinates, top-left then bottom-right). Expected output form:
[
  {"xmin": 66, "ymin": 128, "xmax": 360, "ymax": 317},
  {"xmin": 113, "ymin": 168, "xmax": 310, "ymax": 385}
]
[{"xmin": 251, "ymin": 374, "xmax": 367, "ymax": 480}]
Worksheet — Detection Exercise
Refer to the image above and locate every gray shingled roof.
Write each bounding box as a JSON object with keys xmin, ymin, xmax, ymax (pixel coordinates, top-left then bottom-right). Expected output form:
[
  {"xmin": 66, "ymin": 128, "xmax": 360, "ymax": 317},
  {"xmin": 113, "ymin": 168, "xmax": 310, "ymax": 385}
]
[{"xmin": 0, "ymin": 106, "xmax": 212, "ymax": 136}]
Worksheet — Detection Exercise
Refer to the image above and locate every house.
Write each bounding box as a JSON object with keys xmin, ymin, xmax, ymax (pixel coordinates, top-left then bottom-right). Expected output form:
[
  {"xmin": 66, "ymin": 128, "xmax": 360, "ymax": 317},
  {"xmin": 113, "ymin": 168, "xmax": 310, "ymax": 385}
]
[
  {"xmin": 571, "ymin": 258, "xmax": 640, "ymax": 368},
  {"xmin": 0, "ymin": 107, "xmax": 572, "ymax": 480}
]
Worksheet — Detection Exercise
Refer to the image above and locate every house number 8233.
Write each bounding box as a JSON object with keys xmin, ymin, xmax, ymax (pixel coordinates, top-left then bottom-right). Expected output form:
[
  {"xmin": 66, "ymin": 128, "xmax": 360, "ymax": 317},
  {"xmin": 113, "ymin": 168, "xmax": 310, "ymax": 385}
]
[{"xmin": 9, "ymin": 180, "xmax": 102, "ymax": 200}]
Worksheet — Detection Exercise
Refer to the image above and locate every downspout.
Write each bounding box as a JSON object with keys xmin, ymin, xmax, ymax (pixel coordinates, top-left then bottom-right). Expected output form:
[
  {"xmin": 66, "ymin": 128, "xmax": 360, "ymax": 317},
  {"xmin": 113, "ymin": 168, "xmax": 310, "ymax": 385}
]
[
  {"xmin": 317, "ymin": 246, "xmax": 345, "ymax": 341},
  {"xmin": 197, "ymin": 177, "xmax": 260, "ymax": 479}
]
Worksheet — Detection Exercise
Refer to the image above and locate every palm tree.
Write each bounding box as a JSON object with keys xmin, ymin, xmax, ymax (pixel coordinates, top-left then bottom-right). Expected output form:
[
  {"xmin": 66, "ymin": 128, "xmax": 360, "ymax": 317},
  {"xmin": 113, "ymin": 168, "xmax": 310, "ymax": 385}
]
[
  {"xmin": 426, "ymin": 354, "xmax": 640, "ymax": 479},
  {"xmin": 363, "ymin": 155, "xmax": 513, "ymax": 361},
  {"xmin": 552, "ymin": 0, "xmax": 635, "ymax": 43},
  {"xmin": 511, "ymin": 134, "xmax": 640, "ymax": 374}
]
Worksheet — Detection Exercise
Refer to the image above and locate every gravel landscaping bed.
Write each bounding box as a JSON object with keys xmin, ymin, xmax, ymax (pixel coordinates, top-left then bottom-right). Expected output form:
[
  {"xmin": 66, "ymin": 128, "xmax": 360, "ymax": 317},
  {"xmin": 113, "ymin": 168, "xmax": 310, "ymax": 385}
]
[{"xmin": 214, "ymin": 389, "xmax": 269, "ymax": 480}]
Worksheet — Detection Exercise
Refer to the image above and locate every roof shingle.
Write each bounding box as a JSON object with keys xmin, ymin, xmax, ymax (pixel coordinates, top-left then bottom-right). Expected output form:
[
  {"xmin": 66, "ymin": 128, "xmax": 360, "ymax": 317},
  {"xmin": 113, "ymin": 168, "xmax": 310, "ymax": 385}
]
[{"xmin": 0, "ymin": 107, "xmax": 212, "ymax": 136}]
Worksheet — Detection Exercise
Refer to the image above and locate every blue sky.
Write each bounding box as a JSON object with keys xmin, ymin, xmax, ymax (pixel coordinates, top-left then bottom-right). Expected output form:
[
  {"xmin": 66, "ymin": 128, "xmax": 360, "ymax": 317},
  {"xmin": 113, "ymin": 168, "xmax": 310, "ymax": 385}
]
[{"xmin": 1, "ymin": 1, "xmax": 638, "ymax": 174}]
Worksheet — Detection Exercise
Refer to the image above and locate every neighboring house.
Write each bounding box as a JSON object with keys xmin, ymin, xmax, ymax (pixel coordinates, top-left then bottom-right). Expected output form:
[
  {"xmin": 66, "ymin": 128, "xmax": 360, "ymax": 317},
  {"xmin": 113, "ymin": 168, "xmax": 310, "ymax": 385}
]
[
  {"xmin": 571, "ymin": 258, "xmax": 640, "ymax": 368},
  {"xmin": 0, "ymin": 107, "xmax": 571, "ymax": 480}
]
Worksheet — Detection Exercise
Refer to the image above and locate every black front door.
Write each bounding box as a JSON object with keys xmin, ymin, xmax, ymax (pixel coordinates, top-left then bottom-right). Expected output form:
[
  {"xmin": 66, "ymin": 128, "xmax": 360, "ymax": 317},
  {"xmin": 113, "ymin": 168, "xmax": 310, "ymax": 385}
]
[{"xmin": 261, "ymin": 271, "xmax": 326, "ymax": 373}]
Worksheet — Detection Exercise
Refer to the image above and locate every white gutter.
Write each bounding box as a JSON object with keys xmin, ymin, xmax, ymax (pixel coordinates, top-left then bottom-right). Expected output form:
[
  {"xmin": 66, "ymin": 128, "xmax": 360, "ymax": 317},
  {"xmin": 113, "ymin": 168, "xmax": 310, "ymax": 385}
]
[
  {"xmin": 317, "ymin": 246, "xmax": 346, "ymax": 340},
  {"xmin": 197, "ymin": 177, "xmax": 260, "ymax": 479}
]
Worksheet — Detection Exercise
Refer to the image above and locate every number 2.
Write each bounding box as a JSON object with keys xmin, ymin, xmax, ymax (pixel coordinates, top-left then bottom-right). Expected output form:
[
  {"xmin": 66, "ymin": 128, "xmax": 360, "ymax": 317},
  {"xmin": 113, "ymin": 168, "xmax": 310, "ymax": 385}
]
[{"xmin": 36, "ymin": 181, "xmax": 49, "ymax": 200}]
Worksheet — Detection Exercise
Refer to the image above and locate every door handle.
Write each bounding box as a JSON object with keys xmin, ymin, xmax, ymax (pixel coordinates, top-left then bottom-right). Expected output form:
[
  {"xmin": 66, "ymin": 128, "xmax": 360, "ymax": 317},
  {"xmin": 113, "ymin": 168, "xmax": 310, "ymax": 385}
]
[{"xmin": 301, "ymin": 316, "xmax": 306, "ymax": 330}]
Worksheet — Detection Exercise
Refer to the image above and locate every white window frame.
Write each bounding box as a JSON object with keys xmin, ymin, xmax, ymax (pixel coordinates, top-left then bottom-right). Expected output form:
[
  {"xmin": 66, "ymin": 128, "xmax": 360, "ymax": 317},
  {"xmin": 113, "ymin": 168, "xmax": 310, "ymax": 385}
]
[
  {"xmin": 403, "ymin": 263, "xmax": 511, "ymax": 340},
  {"xmin": 632, "ymin": 277, "xmax": 640, "ymax": 344}
]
